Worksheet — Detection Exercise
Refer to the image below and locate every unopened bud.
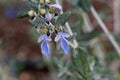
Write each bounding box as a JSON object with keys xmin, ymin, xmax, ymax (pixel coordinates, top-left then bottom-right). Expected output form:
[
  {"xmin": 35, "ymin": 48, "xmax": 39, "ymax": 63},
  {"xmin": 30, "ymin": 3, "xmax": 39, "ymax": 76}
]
[
  {"xmin": 41, "ymin": 28, "xmax": 48, "ymax": 33},
  {"xmin": 28, "ymin": 10, "xmax": 35, "ymax": 17},
  {"xmin": 39, "ymin": 0, "xmax": 45, "ymax": 4},
  {"xmin": 45, "ymin": 0, "xmax": 51, "ymax": 4},
  {"xmin": 39, "ymin": 8, "xmax": 46, "ymax": 15}
]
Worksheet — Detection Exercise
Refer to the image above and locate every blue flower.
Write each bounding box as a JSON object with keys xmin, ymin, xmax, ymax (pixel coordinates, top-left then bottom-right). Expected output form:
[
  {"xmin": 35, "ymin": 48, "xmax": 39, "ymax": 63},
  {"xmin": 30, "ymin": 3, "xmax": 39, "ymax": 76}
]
[
  {"xmin": 45, "ymin": 4, "xmax": 62, "ymax": 23},
  {"xmin": 45, "ymin": 11, "xmax": 52, "ymax": 22},
  {"xmin": 55, "ymin": 32, "xmax": 70, "ymax": 54},
  {"xmin": 38, "ymin": 34, "xmax": 52, "ymax": 56},
  {"xmin": 50, "ymin": 4, "xmax": 62, "ymax": 13}
]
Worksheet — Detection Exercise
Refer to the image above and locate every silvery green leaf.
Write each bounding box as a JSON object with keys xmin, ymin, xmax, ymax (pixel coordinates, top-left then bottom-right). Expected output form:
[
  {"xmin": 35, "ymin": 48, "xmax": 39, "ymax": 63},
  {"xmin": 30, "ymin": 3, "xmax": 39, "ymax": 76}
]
[
  {"xmin": 29, "ymin": 27, "xmax": 39, "ymax": 42},
  {"xmin": 24, "ymin": 0, "xmax": 38, "ymax": 11},
  {"xmin": 79, "ymin": 30, "xmax": 100, "ymax": 41},
  {"xmin": 17, "ymin": 9, "xmax": 29, "ymax": 18},
  {"xmin": 51, "ymin": 18, "xmax": 56, "ymax": 25},
  {"xmin": 67, "ymin": 33, "xmax": 77, "ymax": 41},
  {"xmin": 56, "ymin": 11, "xmax": 71, "ymax": 26},
  {"xmin": 31, "ymin": 0, "xmax": 39, "ymax": 4},
  {"xmin": 72, "ymin": 47, "xmax": 90, "ymax": 79},
  {"xmin": 68, "ymin": 0, "xmax": 79, "ymax": 6},
  {"xmin": 29, "ymin": 17, "xmax": 46, "ymax": 27},
  {"xmin": 78, "ymin": 0, "xmax": 91, "ymax": 12}
]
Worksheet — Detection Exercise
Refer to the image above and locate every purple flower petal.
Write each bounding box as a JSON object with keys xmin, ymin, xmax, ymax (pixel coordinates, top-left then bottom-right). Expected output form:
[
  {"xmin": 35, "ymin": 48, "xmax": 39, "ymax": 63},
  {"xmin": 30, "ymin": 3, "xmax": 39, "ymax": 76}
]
[
  {"xmin": 41, "ymin": 40, "xmax": 50, "ymax": 56},
  {"xmin": 55, "ymin": 34, "xmax": 61, "ymax": 41},
  {"xmin": 38, "ymin": 34, "xmax": 52, "ymax": 43},
  {"xmin": 60, "ymin": 32, "xmax": 70, "ymax": 38},
  {"xmin": 38, "ymin": 34, "xmax": 46, "ymax": 43},
  {"xmin": 46, "ymin": 35, "xmax": 52, "ymax": 41},
  {"xmin": 55, "ymin": 32, "xmax": 70, "ymax": 41},
  {"xmin": 60, "ymin": 37, "xmax": 70, "ymax": 54},
  {"xmin": 50, "ymin": 4, "xmax": 62, "ymax": 11},
  {"xmin": 45, "ymin": 11, "xmax": 52, "ymax": 22}
]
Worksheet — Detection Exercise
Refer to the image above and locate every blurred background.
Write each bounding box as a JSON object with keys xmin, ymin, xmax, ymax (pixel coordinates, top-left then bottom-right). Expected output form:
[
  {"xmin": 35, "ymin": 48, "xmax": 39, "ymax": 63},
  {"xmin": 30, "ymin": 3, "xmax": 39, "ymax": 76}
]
[{"xmin": 0, "ymin": 0, "xmax": 120, "ymax": 80}]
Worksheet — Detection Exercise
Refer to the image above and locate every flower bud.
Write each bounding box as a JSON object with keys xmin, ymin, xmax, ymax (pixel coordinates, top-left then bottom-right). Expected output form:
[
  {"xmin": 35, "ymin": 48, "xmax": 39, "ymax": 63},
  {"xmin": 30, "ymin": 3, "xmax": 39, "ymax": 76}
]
[
  {"xmin": 45, "ymin": 12, "xmax": 52, "ymax": 22},
  {"xmin": 28, "ymin": 10, "xmax": 35, "ymax": 17},
  {"xmin": 40, "ymin": 28, "xmax": 48, "ymax": 33},
  {"xmin": 39, "ymin": 8, "xmax": 46, "ymax": 15},
  {"xmin": 39, "ymin": 0, "xmax": 45, "ymax": 4},
  {"xmin": 45, "ymin": 0, "xmax": 51, "ymax": 4},
  {"xmin": 42, "ymin": 28, "xmax": 48, "ymax": 33}
]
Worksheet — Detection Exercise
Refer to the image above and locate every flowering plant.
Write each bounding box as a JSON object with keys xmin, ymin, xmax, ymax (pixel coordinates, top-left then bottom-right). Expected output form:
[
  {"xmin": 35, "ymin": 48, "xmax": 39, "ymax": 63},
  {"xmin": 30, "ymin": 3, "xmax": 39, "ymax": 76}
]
[
  {"xmin": 18, "ymin": 0, "xmax": 72, "ymax": 57},
  {"xmin": 17, "ymin": 0, "xmax": 117, "ymax": 80}
]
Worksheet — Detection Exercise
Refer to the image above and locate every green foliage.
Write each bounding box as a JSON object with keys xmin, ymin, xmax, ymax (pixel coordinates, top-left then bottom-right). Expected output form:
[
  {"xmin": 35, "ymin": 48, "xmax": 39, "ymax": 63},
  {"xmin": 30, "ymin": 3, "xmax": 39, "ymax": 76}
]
[
  {"xmin": 17, "ymin": 10, "xmax": 29, "ymax": 18},
  {"xmin": 24, "ymin": 0, "xmax": 38, "ymax": 11},
  {"xmin": 56, "ymin": 11, "xmax": 71, "ymax": 26},
  {"xmin": 29, "ymin": 17, "xmax": 46, "ymax": 27},
  {"xmin": 16, "ymin": 0, "xmax": 116, "ymax": 80},
  {"xmin": 68, "ymin": 33, "xmax": 77, "ymax": 41},
  {"xmin": 69, "ymin": 76, "xmax": 78, "ymax": 80},
  {"xmin": 79, "ymin": 30, "xmax": 100, "ymax": 41},
  {"xmin": 69, "ymin": 13, "xmax": 84, "ymax": 40},
  {"xmin": 51, "ymin": 18, "xmax": 56, "ymax": 25},
  {"xmin": 107, "ymin": 51, "xmax": 120, "ymax": 60},
  {"xmin": 29, "ymin": 27, "xmax": 40, "ymax": 42},
  {"xmin": 72, "ymin": 47, "xmax": 90, "ymax": 79},
  {"xmin": 78, "ymin": 0, "xmax": 91, "ymax": 12}
]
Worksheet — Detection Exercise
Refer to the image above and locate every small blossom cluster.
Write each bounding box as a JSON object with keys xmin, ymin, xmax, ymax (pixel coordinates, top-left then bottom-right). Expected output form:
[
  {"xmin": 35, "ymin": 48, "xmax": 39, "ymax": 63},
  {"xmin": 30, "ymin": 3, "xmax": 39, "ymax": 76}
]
[
  {"xmin": 28, "ymin": 0, "xmax": 62, "ymax": 23},
  {"xmin": 27, "ymin": 0, "xmax": 70, "ymax": 56},
  {"xmin": 38, "ymin": 31, "xmax": 70, "ymax": 56}
]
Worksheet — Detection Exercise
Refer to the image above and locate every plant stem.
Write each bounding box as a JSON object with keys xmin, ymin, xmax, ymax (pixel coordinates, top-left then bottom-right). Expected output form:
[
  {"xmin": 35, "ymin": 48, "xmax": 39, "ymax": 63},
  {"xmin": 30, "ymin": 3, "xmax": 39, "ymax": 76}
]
[
  {"xmin": 113, "ymin": 0, "xmax": 120, "ymax": 34},
  {"xmin": 56, "ymin": 0, "xmax": 78, "ymax": 49},
  {"xmin": 80, "ymin": 9, "xmax": 106, "ymax": 66},
  {"xmin": 91, "ymin": 6, "xmax": 120, "ymax": 55}
]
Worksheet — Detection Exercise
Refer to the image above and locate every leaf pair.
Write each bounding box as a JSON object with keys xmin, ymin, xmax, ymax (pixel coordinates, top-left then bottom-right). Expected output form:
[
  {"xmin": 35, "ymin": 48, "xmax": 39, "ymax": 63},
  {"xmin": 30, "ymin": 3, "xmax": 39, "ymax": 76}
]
[{"xmin": 17, "ymin": 11, "xmax": 71, "ymax": 26}]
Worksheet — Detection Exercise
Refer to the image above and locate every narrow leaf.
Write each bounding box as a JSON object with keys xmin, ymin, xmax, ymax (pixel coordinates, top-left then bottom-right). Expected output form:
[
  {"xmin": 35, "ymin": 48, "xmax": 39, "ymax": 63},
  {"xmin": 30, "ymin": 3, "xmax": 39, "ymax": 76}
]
[
  {"xmin": 78, "ymin": 0, "xmax": 91, "ymax": 12},
  {"xmin": 79, "ymin": 30, "xmax": 100, "ymax": 41},
  {"xmin": 72, "ymin": 47, "xmax": 90, "ymax": 79},
  {"xmin": 29, "ymin": 17, "xmax": 46, "ymax": 27},
  {"xmin": 68, "ymin": 33, "xmax": 77, "ymax": 41},
  {"xmin": 56, "ymin": 11, "xmax": 71, "ymax": 26},
  {"xmin": 17, "ymin": 10, "xmax": 29, "ymax": 18},
  {"xmin": 24, "ymin": 0, "xmax": 38, "ymax": 11}
]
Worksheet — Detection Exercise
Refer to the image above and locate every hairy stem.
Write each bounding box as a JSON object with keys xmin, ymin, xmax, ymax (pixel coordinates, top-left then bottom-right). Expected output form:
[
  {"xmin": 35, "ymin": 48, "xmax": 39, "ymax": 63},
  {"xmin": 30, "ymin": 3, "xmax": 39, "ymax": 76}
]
[
  {"xmin": 56, "ymin": 0, "xmax": 78, "ymax": 49},
  {"xmin": 91, "ymin": 6, "xmax": 120, "ymax": 55},
  {"xmin": 113, "ymin": 0, "xmax": 120, "ymax": 34}
]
